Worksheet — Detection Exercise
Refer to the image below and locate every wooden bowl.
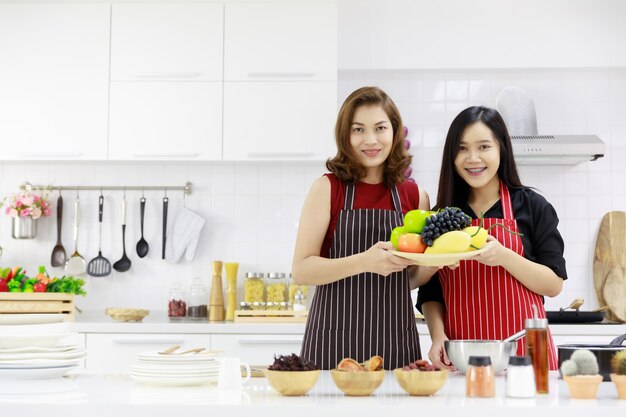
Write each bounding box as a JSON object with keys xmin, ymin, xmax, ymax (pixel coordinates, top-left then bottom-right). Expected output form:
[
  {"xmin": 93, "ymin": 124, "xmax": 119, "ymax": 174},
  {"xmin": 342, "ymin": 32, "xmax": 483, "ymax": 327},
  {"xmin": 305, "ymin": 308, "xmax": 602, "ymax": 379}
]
[
  {"xmin": 330, "ymin": 369, "xmax": 385, "ymax": 396},
  {"xmin": 106, "ymin": 308, "xmax": 149, "ymax": 322},
  {"xmin": 563, "ymin": 375, "xmax": 603, "ymax": 399},
  {"xmin": 264, "ymin": 369, "xmax": 321, "ymax": 396},
  {"xmin": 393, "ymin": 368, "xmax": 449, "ymax": 396}
]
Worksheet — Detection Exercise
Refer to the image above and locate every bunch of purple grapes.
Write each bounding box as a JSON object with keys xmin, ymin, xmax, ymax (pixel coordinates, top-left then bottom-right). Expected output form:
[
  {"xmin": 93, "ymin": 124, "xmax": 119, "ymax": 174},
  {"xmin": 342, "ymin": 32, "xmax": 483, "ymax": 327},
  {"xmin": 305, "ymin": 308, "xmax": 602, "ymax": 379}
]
[{"xmin": 420, "ymin": 207, "xmax": 472, "ymax": 246}]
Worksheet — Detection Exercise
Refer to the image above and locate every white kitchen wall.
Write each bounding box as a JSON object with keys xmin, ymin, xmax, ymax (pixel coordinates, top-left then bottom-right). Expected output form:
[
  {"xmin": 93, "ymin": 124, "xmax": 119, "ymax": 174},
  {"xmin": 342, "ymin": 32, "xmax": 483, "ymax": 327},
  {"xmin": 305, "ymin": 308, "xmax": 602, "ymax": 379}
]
[{"xmin": 1, "ymin": 68, "xmax": 625, "ymax": 314}]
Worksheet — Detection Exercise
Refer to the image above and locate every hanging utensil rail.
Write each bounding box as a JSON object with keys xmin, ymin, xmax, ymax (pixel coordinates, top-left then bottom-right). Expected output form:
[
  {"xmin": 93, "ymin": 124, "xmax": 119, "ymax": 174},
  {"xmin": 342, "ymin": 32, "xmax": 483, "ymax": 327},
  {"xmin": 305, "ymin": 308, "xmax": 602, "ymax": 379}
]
[{"xmin": 21, "ymin": 182, "xmax": 192, "ymax": 195}]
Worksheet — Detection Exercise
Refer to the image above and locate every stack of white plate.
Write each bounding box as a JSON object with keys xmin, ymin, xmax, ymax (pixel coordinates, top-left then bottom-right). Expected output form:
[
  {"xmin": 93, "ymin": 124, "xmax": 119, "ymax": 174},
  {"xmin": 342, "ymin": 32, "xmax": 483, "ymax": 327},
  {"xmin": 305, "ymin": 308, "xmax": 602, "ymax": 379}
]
[
  {"xmin": 131, "ymin": 351, "xmax": 219, "ymax": 386},
  {"xmin": 0, "ymin": 322, "xmax": 85, "ymax": 380}
]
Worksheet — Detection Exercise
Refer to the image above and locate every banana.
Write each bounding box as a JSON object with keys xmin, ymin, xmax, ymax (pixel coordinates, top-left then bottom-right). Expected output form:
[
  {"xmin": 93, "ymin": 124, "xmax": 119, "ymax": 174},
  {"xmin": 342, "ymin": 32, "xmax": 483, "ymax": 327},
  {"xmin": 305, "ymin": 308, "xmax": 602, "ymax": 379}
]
[{"xmin": 424, "ymin": 230, "xmax": 471, "ymax": 254}]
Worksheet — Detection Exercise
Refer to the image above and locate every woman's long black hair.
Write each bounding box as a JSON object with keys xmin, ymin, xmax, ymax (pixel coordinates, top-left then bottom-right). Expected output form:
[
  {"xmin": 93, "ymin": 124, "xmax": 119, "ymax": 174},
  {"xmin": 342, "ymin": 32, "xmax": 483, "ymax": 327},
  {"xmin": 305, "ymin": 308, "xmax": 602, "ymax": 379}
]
[{"xmin": 435, "ymin": 106, "xmax": 523, "ymax": 209}]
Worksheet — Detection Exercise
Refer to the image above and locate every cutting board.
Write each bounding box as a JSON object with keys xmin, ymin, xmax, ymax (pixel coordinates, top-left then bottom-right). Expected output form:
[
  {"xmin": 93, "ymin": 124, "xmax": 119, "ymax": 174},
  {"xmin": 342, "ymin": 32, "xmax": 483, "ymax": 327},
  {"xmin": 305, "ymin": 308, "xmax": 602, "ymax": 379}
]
[{"xmin": 593, "ymin": 211, "xmax": 626, "ymax": 322}]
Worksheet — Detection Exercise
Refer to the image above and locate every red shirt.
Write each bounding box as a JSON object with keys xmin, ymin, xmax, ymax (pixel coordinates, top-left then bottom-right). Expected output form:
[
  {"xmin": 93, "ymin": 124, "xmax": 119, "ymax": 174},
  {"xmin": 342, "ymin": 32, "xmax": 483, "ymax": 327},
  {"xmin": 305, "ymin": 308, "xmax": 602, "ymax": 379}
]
[{"xmin": 321, "ymin": 173, "xmax": 421, "ymax": 257}]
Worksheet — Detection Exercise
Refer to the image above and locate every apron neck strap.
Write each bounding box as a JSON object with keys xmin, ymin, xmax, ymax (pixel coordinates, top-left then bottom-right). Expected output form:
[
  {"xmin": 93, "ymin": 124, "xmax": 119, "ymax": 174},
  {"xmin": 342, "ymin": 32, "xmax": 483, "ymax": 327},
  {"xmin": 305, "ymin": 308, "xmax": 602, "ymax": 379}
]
[{"xmin": 499, "ymin": 181, "xmax": 514, "ymax": 220}]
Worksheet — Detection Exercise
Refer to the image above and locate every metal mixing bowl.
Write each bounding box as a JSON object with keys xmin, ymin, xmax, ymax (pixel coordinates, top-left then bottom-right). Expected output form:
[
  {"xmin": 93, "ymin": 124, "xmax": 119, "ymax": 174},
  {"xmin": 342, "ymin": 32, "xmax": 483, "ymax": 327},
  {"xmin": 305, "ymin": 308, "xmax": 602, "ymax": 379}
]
[{"xmin": 444, "ymin": 340, "xmax": 517, "ymax": 373}]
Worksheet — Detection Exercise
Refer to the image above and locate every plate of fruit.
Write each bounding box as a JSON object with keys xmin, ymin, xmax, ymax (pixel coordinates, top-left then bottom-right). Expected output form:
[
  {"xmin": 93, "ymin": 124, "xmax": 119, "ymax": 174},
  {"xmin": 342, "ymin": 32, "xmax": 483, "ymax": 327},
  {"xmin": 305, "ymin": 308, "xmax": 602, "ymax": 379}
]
[{"xmin": 389, "ymin": 207, "xmax": 489, "ymax": 266}]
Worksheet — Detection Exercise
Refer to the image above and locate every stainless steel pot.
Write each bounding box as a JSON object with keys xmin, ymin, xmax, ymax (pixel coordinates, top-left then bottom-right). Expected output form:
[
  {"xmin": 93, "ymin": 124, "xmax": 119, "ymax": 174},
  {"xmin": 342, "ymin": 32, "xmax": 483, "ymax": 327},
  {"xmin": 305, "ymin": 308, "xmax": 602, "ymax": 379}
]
[
  {"xmin": 444, "ymin": 329, "xmax": 525, "ymax": 373},
  {"xmin": 557, "ymin": 333, "xmax": 626, "ymax": 381}
]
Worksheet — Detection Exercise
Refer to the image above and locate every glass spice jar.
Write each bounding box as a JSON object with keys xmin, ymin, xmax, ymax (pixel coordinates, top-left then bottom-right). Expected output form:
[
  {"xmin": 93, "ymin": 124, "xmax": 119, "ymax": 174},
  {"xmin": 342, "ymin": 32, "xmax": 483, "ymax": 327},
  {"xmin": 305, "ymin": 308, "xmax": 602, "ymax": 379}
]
[
  {"xmin": 266, "ymin": 273, "xmax": 287, "ymax": 304},
  {"xmin": 244, "ymin": 272, "xmax": 265, "ymax": 303},
  {"xmin": 466, "ymin": 356, "xmax": 495, "ymax": 398},
  {"xmin": 525, "ymin": 305, "xmax": 549, "ymax": 394},
  {"xmin": 186, "ymin": 277, "xmax": 208, "ymax": 320},
  {"xmin": 288, "ymin": 273, "xmax": 309, "ymax": 306},
  {"xmin": 168, "ymin": 281, "xmax": 187, "ymax": 320}
]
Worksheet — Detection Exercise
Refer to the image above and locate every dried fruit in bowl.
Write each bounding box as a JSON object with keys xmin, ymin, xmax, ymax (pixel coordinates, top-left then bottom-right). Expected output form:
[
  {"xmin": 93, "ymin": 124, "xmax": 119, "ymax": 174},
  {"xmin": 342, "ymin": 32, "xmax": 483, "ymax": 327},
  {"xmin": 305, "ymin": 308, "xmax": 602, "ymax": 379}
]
[
  {"xmin": 362, "ymin": 355, "xmax": 384, "ymax": 371},
  {"xmin": 337, "ymin": 358, "xmax": 363, "ymax": 372}
]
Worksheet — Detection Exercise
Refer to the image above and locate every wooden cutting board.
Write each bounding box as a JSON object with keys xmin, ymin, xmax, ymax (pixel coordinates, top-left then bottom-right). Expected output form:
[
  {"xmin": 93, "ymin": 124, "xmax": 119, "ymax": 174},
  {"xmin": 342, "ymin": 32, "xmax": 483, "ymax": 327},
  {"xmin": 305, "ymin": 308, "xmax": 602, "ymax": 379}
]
[{"xmin": 593, "ymin": 211, "xmax": 626, "ymax": 322}]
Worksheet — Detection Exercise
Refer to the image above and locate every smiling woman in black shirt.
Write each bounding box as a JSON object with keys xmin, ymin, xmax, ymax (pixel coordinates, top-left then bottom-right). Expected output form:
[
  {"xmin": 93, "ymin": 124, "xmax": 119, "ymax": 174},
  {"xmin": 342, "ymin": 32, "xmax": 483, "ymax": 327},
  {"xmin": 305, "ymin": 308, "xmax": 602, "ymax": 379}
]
[{"xmin": 417, "ymin": 106, "xmax": 567, "ymax": 372}]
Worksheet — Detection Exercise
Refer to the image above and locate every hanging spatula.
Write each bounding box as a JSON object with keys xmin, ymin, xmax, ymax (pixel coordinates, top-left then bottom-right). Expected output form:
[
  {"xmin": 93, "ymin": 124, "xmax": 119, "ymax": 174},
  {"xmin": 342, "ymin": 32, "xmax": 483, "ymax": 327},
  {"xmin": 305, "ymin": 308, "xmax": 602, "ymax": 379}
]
[
  {"xmin": 65, "ymin": 195, "xmax": 86, "ymax": 276},
  {"xmin": 87, "ymin": 195, "xmax": 112, "ymax": 277}
]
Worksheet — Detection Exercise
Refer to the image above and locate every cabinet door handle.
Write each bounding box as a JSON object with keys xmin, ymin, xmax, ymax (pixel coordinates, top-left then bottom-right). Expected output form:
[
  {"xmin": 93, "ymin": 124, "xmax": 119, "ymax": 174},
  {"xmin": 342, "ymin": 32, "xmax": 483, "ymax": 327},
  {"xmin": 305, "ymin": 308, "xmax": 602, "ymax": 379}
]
[
  {"xmin": 132, "ymin": 153, "xmax": 200, "ymax": 158},
  {"xmin": 247, "ymin": 72, "xmax": 316, "ymax": 78},
  {"xmin": 247, "ymin": 152, "xmax": 314, "ymax": 158},
  {"xmin": 238, "ymin": 339, "xmax": 303, "ymax": 345},
  {"xmin": 112, "ymin": 338, "xmax": 186, "ymax": 345},
  {"xmin": 132, "ymin": 72, "xmax": 205, "ymax": 79},
  {"xmin": 16, "ymin": 152, "xmax": 84, "ymax": 158}
]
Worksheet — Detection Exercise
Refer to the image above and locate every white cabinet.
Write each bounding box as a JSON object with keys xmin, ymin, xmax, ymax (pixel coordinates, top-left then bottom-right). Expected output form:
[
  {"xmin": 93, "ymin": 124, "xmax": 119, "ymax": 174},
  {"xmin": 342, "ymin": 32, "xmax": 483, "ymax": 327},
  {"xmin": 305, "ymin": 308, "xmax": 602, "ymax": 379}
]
[
  {"xmin": 0, "ymin": 3, "xmax": 110, "ymax": 161},
  {"xmin": 223, "ymin": 82, "xmax": 337, "ymax": 160},
  {"xmin": 212, "ymin": 334, "xmax": 304, "ymax": 365},
  {"xmin": 223, "ymin": 2, "xmax": 338, "ymax": 161},
  {"xmin": 339, "ymin": 0, "xmax": 626, "ymax": 70},
  {"xmin": 224, "ymin": 2, "xmax": 336, "ymax": 81},
  {"xmin": 108, "ymin": 82, "xmax": 223, "ymax": 160},
  {"xmin": 108, "ymin": 3, "xmax": 224, "ymax": 161},
  {"xmin": 85, "ymin": 333, "xmax": 211, "ymax": 372},
  {"xmin": 111, "ymin": 3, "xmax": 223, "ymax": 81}
]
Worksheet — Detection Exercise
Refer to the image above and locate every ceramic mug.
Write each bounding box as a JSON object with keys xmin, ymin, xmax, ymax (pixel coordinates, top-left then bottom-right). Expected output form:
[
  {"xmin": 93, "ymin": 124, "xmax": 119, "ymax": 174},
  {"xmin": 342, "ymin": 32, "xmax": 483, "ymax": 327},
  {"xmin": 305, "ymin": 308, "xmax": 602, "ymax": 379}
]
[{"xmin": 217, "ymin": 357, "xmax": 251, "ymax": 389}]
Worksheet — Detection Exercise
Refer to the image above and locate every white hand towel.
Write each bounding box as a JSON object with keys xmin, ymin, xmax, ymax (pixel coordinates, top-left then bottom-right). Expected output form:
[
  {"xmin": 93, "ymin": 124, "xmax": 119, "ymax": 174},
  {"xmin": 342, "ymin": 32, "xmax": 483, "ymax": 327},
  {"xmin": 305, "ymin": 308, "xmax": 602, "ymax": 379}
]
[{"xmin": 166, "ymin": 207, "xmax": 206, "ymax": 263}]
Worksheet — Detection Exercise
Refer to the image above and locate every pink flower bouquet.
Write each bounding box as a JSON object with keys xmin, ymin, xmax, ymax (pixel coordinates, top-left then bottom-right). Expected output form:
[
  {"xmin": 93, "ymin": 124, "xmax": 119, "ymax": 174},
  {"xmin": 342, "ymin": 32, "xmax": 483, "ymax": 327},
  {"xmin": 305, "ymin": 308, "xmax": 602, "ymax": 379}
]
[{"xmin": 3, "ymin": 190, "xmax": 52, "ymax": 219}]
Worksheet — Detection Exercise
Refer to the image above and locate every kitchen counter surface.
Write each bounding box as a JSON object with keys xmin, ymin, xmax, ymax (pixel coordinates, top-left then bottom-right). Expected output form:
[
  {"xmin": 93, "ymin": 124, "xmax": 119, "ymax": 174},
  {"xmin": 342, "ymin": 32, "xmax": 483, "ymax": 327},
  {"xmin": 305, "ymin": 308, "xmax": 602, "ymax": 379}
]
[
  {"xmin": 1, "ymin": 371, "xmax": 623, "ymax": 417},
  {"xmin": 71, "ymin": 310, "xmax": 626, "ymax": 336}
]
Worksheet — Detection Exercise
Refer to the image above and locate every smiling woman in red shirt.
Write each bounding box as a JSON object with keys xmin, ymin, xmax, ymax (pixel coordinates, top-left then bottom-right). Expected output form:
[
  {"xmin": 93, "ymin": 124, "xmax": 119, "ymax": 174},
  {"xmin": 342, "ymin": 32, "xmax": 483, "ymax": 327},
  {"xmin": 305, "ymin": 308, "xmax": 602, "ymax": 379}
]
[{"xmin": 292, "ymin": 86, "xmax": 436, "ymax": 370}]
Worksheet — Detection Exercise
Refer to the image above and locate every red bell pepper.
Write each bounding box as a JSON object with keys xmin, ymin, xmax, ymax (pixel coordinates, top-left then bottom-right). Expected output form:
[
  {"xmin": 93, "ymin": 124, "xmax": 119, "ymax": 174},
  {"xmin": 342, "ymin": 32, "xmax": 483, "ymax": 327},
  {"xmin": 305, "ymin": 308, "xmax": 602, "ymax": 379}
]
[{"xmin": 0, "ymin": 279, "xmax": 8, "ymax": 292}]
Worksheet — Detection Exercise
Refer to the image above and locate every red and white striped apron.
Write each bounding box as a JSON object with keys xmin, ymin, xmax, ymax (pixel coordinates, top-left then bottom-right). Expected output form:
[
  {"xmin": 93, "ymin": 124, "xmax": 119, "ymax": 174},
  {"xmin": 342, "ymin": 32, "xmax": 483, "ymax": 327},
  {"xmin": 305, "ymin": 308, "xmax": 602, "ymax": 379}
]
[
  {"xmin": 439, "ymin": 182, "xmax": 558, "ymax": 370},
  {"xmin": 301, "ymin": 183, "xmax": 421, "ymax": 370}
]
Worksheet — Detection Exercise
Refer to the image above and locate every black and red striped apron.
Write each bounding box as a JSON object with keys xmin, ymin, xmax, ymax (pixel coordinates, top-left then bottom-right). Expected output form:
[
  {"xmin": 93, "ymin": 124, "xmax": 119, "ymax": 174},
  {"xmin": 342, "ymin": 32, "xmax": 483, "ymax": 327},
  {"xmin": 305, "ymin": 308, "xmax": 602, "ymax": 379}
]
[
  {"xmin": 438, "ymin": 182, "xmax": 558, "ymax": 370},
  {"xmin": 301, "ymin": 183, "xmax": 421, "ymax": 370}
]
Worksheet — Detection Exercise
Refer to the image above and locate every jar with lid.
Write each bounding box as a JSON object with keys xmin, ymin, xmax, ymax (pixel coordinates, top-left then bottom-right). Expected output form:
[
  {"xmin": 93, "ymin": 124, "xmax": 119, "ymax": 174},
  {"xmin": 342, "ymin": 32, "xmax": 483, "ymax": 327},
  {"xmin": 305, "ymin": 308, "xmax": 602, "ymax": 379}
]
[
  {"xmin": 244, "ymin": 272, "xmax": 265, "ymax": 303},
  {"xmin": 266, "ymin": 273, "xmax": 287, "ymax": 304},
  {"xmin": 288, "ymin": 273, "xmax": 309, "ymax": 306},
  {"xmin": 525, "ymin": 304, "xmax": 549, "ymax": 394},
  {"xmin": 506, "ymin": 356, "xmax": 536, "ymax": 398},
  {"xmin": 293, "ymin": 287, "xmax": 307, "ymax": 312},
  {"xmin": 168, "ymin": 281, "xmax": 187, "ymax": 320},
  {"xmin": 186, "ymin": 277, "xmax": 208, "ymax": 320},
  {"xmin": 466, "ymin": 356, "xmax": 495, "ymax": 398}
]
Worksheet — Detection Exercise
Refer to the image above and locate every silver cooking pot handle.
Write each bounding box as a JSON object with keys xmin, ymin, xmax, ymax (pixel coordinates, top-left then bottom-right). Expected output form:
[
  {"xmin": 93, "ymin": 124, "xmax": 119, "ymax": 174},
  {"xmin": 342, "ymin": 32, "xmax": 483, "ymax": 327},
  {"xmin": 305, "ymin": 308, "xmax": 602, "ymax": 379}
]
[{"xmin": 609, "ymin": 333, "xmax": 626, "ymax": 346}]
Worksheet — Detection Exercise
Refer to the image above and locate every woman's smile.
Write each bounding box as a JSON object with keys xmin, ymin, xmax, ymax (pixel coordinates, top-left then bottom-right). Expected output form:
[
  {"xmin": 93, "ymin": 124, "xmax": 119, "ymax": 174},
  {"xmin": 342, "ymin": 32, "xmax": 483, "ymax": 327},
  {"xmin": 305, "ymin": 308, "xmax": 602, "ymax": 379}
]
[{"xmin": 362, "ymin": 148, "xmax": 382, "ymax": 157}]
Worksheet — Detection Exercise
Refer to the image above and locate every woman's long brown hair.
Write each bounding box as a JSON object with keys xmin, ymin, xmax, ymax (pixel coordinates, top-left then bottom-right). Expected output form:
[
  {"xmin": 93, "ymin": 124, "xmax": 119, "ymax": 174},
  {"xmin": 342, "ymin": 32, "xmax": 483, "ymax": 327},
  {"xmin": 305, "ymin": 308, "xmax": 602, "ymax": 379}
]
[{"xmin": 326, "ymin": 86, "xmax": 411, "ymax": 187}]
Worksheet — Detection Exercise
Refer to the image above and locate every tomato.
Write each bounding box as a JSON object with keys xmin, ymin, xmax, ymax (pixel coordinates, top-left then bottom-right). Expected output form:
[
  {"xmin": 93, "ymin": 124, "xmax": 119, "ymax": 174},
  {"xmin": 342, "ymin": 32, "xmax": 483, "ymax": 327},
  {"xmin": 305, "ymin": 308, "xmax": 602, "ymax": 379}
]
[
  {"xmin": 403, "ymin": 209, "xmax": 433, "ymax": 234},
  {"xmin": 33, "ymin": 282, "xmax": 47, "ymax": 292},
  {"xmin": 389, "ymin": 226, "xmax": 408, "ymax": 250},
  {"xmin": 398, "ymin": 233, "xmax": 427, "ymax": 253}
]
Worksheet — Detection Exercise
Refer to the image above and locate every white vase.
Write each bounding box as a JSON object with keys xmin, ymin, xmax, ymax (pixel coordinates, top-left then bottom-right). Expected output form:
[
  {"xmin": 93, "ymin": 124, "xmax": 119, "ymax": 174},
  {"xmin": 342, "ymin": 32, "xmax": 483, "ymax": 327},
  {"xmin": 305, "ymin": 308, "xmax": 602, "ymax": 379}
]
[{"xmin": 11, "ymin": 216, "xmax": 37, "ymax": 239}]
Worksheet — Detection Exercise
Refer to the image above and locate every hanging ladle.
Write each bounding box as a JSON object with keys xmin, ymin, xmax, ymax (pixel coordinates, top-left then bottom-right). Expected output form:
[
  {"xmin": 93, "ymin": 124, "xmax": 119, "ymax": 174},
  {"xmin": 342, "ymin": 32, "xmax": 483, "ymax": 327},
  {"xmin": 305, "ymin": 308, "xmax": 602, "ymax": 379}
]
[
  {"xmin": 136, "ymin": 196, "xmax": 149, "ymax": 258},
  {"xmin": 50, "ymin": 194, "xmax": 66, "ymax": 267},
  {"xmin": 113, "ymin": 197, "xmax": 132, "ymax": 272}
]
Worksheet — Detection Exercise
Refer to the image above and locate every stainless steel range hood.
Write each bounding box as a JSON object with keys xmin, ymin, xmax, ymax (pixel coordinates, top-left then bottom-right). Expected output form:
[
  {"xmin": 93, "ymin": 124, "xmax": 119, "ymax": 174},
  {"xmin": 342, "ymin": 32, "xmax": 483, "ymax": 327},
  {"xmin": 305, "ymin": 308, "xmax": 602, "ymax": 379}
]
[{"xmin": 511, "ymin": 134, "xmax": 605, "ymax": 165}]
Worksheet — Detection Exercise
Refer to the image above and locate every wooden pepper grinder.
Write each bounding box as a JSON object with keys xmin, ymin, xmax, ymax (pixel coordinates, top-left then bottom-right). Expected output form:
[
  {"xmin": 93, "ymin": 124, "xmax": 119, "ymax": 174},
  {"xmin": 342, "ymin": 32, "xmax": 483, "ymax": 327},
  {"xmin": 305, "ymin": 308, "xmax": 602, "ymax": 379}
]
[{"xmin": 209, "ymin": 261, "xmax": 225, "ymax": 321}]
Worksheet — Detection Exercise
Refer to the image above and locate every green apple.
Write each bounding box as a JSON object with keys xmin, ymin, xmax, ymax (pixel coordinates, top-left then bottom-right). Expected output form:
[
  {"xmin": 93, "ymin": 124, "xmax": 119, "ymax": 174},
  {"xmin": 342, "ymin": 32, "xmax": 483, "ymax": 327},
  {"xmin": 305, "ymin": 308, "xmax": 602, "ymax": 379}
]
[
  {"xmin": 389, "ymin": 226, "xmax": 408, "ymax": 250},
  {"xmin": 403, "ymin": 209, "xmax": 433, "ymax": 234}
]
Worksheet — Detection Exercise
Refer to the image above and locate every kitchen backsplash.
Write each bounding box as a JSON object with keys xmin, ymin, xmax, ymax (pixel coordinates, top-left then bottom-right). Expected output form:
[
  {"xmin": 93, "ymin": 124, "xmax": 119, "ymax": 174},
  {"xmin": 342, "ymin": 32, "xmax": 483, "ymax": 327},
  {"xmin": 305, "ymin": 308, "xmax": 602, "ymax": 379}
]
[{"xmin": 1, "ymin": 68, "xmax": 625, "ymax": 314}]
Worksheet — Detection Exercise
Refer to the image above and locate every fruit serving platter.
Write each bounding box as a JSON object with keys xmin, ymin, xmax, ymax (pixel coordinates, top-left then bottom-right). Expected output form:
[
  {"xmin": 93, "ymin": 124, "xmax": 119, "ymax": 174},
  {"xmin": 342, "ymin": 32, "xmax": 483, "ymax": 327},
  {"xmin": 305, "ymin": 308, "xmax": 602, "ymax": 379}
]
[{"xmin": 389, "ymin": 246, "xmax": 488, "ymax": 266}]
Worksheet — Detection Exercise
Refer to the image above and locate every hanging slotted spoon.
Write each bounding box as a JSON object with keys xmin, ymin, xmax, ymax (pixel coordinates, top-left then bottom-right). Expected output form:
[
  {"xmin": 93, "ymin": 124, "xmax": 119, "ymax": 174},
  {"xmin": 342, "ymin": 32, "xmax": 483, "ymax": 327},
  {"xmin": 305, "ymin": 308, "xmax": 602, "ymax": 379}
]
[
  {"xmin": 113, "ymin": 197, "xmax": 132, "ymax": 272},
  {"xmin": 50, "ymin": 195, "xmax": 66, "ymax": 267},
  {"xmin": 87, "ymin": 195, "xmax": 112, "ymax": 277},
  {"xmin": 65, "ymin": 195, "xmax": 86, "ymax": 275}
]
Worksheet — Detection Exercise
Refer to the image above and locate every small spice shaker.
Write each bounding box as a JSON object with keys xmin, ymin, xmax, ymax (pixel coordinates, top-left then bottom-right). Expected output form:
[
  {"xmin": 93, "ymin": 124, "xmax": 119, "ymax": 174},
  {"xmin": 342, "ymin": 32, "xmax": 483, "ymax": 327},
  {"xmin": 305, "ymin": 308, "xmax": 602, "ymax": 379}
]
[
  {"xmin": 466, "ymin": 356, "xmax": 495, "ymax": 398},
  {"xmin": 506, "ymin": 356, "xmax": 536, "ymax": 398}
]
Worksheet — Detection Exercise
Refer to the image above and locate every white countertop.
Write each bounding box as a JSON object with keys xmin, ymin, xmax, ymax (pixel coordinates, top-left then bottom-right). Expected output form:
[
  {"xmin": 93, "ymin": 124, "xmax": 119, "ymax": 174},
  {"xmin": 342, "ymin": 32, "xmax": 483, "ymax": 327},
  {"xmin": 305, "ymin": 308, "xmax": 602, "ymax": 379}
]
[
  {"xmin": 71, "ymin": 310, "xmax": 626, "ymax": 337},
  {"xmin": 0, "ymin": 371, "xmax": 623, "ymax": 417}
]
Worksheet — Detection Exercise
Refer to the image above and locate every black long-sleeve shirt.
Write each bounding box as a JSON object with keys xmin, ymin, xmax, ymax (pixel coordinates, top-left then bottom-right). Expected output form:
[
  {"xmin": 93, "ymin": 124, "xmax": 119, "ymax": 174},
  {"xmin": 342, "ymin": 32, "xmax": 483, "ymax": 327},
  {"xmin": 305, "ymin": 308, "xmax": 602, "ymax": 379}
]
[{"xmin": 416, "ymin": 187, "xmax": 567, "ymax": 312}]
